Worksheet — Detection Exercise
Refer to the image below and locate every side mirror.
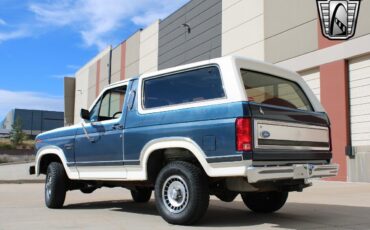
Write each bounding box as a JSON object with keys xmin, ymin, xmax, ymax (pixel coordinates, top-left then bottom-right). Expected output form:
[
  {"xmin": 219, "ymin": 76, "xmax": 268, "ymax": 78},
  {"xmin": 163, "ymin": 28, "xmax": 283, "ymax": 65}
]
[{"xmin": 80, "ymin": 109, "xmax": 90, "ymax": 120}]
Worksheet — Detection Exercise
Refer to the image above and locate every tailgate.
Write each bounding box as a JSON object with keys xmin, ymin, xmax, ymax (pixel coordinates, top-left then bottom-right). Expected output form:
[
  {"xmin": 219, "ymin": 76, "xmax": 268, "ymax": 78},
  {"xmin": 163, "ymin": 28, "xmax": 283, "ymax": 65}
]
[
  {"xmin": 249, "ymin": 103, "xmax": 331, "ymax": 162},
  {"xmin": 254, "ymin": 119, "xmax": 329, "ymax": 151}
]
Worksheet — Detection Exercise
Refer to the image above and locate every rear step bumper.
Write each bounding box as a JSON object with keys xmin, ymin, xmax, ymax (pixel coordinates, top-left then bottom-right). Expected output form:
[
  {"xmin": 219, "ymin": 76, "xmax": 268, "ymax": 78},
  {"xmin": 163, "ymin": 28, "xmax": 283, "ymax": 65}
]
[{"xmin": 247, "ymin": 163, "xmax": 339, "ymax": 183}]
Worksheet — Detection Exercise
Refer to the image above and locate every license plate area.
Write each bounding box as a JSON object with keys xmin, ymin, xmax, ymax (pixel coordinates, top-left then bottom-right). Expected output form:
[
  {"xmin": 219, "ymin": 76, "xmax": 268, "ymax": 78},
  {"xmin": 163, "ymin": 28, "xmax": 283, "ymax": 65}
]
[{"xmin": 254, "ymin": 120, "xmax": 330, "ymax": 151}]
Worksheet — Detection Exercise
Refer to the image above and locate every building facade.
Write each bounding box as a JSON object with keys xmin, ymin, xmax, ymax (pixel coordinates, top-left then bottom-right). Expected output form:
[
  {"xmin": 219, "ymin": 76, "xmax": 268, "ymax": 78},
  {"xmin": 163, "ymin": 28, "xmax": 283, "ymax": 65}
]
[
  {"xmin": 65, "ymin": 0, "xmax": 370, "ymax": 182},
  {"xmin": 1, "ymin": 109, "xmax": 64, "ymax": 137}
]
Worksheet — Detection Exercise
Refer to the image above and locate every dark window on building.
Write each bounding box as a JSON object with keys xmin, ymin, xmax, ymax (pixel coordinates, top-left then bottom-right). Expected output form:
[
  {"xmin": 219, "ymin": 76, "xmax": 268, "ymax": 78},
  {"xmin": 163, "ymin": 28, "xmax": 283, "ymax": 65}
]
[{"xmin": 143, "ymin": 66, "xmax": 225, "ymax": 109}]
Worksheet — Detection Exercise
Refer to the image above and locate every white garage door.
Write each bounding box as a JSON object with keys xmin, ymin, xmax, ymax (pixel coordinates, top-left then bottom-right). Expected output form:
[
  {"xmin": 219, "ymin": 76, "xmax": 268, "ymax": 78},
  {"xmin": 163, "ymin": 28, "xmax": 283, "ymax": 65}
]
[
  {"xmin": 350, "ymin": 54, "xmax": 370, "ymax": 147},
  {"xmin": 300, "ymin": 68, "xmax": 321, "ymax": 102}
]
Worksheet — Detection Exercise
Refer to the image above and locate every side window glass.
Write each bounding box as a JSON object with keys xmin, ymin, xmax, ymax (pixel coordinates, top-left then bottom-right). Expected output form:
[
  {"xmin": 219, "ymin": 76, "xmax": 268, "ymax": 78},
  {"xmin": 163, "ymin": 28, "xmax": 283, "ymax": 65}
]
[
  {"xmin": 89, "ymin": 101, "xmax": 101, "ymax": 122},
  {"xmin": 90, "ymin": 85, "xmax": 127, "ymax": 122},
  {"xmin": 143, "ymin": 66, "xmax": 224, "ymax": 109}
]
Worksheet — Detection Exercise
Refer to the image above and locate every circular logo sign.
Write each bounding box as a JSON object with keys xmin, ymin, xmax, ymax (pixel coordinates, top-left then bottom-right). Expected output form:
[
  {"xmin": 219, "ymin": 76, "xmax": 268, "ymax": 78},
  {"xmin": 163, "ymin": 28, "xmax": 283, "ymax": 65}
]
[{"xmin": 261, "ymin": 131, "xmax": 271, "ymax": 138}]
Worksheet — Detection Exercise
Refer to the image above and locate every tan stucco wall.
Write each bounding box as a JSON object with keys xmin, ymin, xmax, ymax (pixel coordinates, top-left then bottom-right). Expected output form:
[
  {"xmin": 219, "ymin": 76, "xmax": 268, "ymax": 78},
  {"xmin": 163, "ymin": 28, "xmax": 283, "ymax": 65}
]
[
  {"xmin": 99, "ymin": 52, "xmax": 111, "ymax": 92},
  {"xmin": 139, "ymin": 20, "xmax": 159, "ymax": 74},
  {"xmin": 87, "ymin": 62, "xmax": 97, "ymax": 107},
  {"xmin": 74, "ymin": 67, "xmax": 89, "ymax": 124},
  {"xmin": 111, "ymin": 44, "xmax": 122, "ymax": 83},
  {"xmin": 222, "ymin": 0, "xmax": 265, "ymax": 60},
  {"xmin": 353, "ymin": 0, "xmax": 370, "ymax": 39},
  {"xmin": 125, "ymin": 31, "xmax": 141, "ymax": 79},
  {"xmin": 64, "ymin": 77, "xmax": 75, "ymax": 126},
  {"xmin": 73, "ymin": 47, "xmax": 111, "ymax": 124},
  {"xmin": 264, "ymin": 0, "xmax": 318, "ymax": 63}
]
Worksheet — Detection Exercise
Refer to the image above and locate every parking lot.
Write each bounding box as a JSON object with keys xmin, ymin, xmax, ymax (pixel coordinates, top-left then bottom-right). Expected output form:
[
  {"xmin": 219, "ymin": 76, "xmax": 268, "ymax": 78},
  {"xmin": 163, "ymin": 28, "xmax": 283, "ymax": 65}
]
[{"xmin": 0, "ymin": 181, "xmax": 370, "ymax": 230}]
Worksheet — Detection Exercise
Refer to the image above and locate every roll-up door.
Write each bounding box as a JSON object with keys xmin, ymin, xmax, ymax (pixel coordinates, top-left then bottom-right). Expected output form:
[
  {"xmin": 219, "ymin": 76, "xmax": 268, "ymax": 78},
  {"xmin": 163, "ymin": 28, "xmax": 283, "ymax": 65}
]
[
  {"xmin": 348, "ymin": 54, "xmax": 370, "ymax": 182},
  {"xmin": 300, "ymin": 68, "xmax": 321, "ymax": 102}
]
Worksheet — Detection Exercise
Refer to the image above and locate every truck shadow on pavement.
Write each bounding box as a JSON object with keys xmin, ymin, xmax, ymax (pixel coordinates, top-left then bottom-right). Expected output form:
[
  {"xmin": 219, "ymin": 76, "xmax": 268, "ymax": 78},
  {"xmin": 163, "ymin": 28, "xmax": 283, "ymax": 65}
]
[{"xmin": 65, "ymin": 199, "xmax": 370, "ymax": 228}]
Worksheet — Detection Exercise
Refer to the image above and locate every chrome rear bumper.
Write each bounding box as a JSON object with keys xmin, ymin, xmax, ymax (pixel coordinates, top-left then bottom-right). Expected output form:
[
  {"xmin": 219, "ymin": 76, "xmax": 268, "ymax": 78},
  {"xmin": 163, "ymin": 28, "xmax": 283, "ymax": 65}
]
[{"xmin": 247, "ymin": 163, "xmax": 339, "ymax": 183}]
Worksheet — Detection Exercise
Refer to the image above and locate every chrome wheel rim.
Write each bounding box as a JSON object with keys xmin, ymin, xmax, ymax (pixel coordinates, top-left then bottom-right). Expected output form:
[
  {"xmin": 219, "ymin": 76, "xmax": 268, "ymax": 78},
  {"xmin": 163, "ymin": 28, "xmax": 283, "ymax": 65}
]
[
  {"xmin": 45, "ymin": 174, "xmax": 52, "ymax": 199},
  {"xmin": 162, "ymin": 175, "xmax": 189, "ymax": 214}
]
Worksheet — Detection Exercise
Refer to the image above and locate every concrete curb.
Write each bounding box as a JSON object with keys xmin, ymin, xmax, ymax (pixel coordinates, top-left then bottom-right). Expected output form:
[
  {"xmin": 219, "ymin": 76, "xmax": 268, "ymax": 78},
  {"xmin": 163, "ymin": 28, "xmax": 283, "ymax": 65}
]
[
  {"xmin": 0, "ymin": 179, "xmax": 44, "ymax": 184},
  {"xmin": 0, "ymin": 161, "xmax": 34, "ymax": 166}
]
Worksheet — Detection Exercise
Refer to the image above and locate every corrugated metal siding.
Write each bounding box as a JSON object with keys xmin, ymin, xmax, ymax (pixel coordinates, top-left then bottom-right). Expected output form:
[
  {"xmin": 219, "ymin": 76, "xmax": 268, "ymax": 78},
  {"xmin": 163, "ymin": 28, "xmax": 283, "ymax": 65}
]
[
  {"xmin": 350, "ymin": 54, "xmax": 370, "ymax": 146},
  {"xmin": 300, "ymin": 68, "xmax": 321, "ymax": 102},
  {"xmin": 158, "ymin": 0, "xmax": 222, "ymax": 70}
]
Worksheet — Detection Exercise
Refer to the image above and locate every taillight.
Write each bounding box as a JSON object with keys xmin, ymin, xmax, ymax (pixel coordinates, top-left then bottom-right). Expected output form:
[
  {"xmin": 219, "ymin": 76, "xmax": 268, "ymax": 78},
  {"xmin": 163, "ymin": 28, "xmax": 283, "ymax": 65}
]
[{"xmin": 236, "ymin": 118, "xmax": 252, "ymax": 151}]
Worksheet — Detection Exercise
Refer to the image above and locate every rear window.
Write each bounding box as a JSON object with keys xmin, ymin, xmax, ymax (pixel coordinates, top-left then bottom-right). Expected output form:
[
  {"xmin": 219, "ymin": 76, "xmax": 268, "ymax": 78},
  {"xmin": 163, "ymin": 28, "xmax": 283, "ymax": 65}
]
[
  {"xmin": 241, "ymin": 70, "xmax": 313, "ymax": 111},
  {"xmin": 143, "ymin": 66, "xmax": 225, "ymax": 109}
]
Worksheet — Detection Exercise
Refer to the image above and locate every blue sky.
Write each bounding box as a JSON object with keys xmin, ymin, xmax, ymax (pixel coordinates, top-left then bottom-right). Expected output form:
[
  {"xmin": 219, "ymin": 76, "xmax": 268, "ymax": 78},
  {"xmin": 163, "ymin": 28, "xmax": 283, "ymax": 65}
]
[{"xmin": 0, "ymin": 0, "xmax": 189, "ymax": 120}]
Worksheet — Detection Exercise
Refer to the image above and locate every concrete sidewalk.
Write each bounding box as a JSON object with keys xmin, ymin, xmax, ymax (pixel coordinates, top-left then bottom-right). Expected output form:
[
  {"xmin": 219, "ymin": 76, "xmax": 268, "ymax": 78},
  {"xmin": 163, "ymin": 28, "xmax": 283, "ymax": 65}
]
[{"xmin": 0, "ymin": 162, "xmax": 44, "ymax": 183}]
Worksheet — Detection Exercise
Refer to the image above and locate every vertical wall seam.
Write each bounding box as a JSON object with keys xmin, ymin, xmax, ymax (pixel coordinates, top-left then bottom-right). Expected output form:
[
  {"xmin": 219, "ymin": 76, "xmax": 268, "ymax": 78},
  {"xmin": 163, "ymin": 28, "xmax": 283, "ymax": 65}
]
[
  {"xmin": 96, "ymin": 60, "xmax": 101, "ymax": 97},
  {"xmin": 121, "ymin": 42, "xmax": 126, "ymax": 80}
]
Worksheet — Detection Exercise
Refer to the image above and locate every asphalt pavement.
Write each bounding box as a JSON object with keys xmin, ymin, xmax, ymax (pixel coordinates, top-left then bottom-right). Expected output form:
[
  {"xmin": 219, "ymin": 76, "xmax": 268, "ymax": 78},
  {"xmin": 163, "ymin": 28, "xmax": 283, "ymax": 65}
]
[{"xmin": 0, "ymin": 181, "xmax": 370, "ymax": 230}]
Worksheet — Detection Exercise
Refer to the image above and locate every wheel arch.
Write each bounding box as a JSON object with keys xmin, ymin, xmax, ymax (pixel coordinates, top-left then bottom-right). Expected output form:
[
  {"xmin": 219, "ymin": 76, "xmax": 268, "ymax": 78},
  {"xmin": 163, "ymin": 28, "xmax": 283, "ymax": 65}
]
[
  {"xmin": 141, "ymin": 137, "xmax": 211, "ymax": 180},
  {"xmin": 35, "ymin": 146, "xmax": 79, "ymax": 179}
]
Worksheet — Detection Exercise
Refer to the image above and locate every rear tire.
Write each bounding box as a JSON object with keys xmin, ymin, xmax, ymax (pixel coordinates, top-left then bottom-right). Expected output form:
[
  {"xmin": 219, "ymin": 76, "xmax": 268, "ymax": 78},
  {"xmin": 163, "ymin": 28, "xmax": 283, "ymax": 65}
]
[
  {"xmin": 214, "ymin": 190, "xmax": 239, "ymax": 202},
  {"xmin": 131, "ymin": 187, "xmax": 152, "ymax": 203},
  {"xmin": 45, "ymin": 162, "xmax": 67, "ymax": 209},
  {"xmin": 154, "ymin": 161, "xmax": 209, "ymax": 225},
  {"xmin": 80, "ymin": 187, "xmax": 96, "ymax": 194},
  {"xmin": 241, "ymin": 191, "xmax": 288, "ymax": 213}
]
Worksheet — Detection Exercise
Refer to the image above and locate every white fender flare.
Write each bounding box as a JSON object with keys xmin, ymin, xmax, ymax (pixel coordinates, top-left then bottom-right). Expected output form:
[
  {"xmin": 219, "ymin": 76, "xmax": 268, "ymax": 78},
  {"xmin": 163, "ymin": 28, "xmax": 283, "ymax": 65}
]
[
  {"xmin": 35, "ymin": 146, "xmax": 79, "ymax": 179},
  {"xmin": 139, "ymin": 137, "xmax": 212, "ymax": 178}
]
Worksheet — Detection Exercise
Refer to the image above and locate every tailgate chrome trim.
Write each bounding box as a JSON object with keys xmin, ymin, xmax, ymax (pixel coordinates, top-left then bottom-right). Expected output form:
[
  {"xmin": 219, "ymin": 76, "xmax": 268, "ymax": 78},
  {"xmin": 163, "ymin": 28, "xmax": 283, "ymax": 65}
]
[{"xmin": 254, "ymin": 119, "xmax": 330, "ymax": 151}]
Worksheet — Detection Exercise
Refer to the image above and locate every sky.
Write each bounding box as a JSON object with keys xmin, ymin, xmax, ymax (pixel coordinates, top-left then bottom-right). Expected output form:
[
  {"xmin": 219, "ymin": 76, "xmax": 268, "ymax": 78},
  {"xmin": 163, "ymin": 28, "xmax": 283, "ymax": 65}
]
[{"xmin": 0, "ymin": 0, "xmax": 189, "ymax": 121}]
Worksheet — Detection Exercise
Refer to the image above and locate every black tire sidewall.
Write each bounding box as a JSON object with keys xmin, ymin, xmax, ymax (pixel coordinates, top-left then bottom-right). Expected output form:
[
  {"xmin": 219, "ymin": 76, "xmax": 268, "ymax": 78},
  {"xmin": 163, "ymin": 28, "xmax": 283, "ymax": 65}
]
[
  {"xmin": 131, "ymin": 187, "xmax": 152, "ymax": 203},
  {"xmin": 45, "ymin": 162, "xmax": 67, "ymax": 208},
  {"xmin": 241, "ymin": 191, "xmax": 288, "ymax": 213},
  {"xmin": 154, "ymin": 162, "xmax": 209, "ymax": 225}
]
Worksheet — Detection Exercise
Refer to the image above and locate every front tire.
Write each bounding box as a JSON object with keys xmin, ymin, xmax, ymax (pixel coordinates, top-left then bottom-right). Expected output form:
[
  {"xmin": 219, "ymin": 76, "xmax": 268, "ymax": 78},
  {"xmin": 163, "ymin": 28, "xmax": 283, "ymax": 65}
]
[
  {"xmin": 45, "ymin": 162, "xmax": 67, "ymax": 209},
  {"xmin": 154, "ymin": 161, "xmax": 209, "ymax": 225},
  {"xmin": 131, "ymin": 187, "xmax": 152, "ymax": 203},
  {"xmin": 241, "ymin": 191, "xmax": 288, "ymax": 213}
]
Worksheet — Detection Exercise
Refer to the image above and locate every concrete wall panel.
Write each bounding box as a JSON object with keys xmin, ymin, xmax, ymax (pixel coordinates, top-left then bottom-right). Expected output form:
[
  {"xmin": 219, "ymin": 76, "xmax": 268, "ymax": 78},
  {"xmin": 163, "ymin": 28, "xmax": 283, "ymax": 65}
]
[
  {"xmin": 264, "ymin": 20, "xmax": 318, "ymax": 63},
  {"xmin": 64, "ymin": 77, "xmax": 75, "ymax": 125},
  {"xmin": 159, "ymin": 0, "xmax": 222, "ymax": 70},
  {"xmin": 222, "ymin": 0, "xmax": 264, "ymax": 60},
  {"xmin": 354, "ymin": 0, "xmax": 370, "ymax": 39},
  {"xmin": 263, "ymin": 0, "xmax": 318, "ymax": 63},
  {"xmin": 74, "ymin": 67, "xmax": 89, "ymax": 123},
  {"xmin": 111, "ymin": 44, "xmax": 122, "ymax": 83},
  {"xmin": 99, "ymin": 52, "xmax": 110, "ymax": 92},
  {"xmin": 222, "ymin": 0, "xmax": 263, "ymax": 33},
  {"xmin": 264, "ymin": 0, "xmax": 317, "ymax": 38},
  {"xmin": 140, "ymin": 21, "xmax": 159, "ymax": 74},
  {"xmin": 87, "ymin": 62, "xmax": 97, "ymax": 107},
  {"xmin": 222, "ymin": 15, "xmax": 264, "ymax": 56},
  {"xmin": 125, "ymin": 31, "xmax": 141, "ymax": 78}
]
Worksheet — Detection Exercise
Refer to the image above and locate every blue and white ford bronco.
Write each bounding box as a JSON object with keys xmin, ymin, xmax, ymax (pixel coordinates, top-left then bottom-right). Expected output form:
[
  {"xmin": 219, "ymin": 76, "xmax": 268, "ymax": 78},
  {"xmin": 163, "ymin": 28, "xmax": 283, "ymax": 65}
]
[{"xmin": 30, "ymin": 56, "xmax": 338, "ymax": 225}]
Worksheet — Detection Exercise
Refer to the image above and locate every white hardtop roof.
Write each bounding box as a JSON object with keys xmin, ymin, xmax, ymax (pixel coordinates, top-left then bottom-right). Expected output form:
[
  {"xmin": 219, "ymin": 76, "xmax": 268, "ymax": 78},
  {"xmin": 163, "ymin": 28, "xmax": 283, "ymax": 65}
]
[{"xmin": 110, "ymin": 56, "xmax": 301, "ymax": 86}]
